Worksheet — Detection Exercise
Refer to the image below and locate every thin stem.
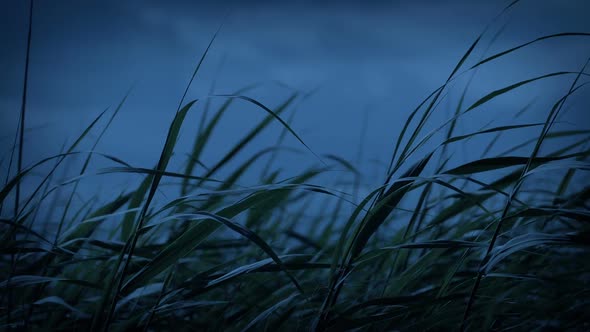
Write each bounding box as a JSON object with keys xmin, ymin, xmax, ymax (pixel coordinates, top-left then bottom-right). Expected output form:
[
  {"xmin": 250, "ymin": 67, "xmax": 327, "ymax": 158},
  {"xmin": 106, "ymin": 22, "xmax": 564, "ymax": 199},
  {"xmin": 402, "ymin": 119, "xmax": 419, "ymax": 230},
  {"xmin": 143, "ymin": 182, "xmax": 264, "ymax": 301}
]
[
  {"xmin": 16, "ymin": 0, "xmax": 34, "ymax": 218},
  {"xmin": 7, "ymin": 1, "xmax": 34, "ymax": 330}
]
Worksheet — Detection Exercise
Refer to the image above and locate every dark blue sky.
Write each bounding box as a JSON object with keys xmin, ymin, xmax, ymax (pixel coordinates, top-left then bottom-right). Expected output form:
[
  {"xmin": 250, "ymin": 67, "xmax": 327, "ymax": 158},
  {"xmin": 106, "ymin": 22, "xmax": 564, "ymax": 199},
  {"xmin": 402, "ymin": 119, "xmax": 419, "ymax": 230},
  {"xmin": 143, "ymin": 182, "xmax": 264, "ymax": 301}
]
[{"xmin": 1, "ymin": 0, "xmax": 589, "ymax": 200}]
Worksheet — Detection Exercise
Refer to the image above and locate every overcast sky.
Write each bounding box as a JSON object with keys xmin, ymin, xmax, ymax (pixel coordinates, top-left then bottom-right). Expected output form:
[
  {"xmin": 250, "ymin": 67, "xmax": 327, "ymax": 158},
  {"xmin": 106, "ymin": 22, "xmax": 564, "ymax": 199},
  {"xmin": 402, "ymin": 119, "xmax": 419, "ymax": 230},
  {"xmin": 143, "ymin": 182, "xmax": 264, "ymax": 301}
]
[{"xmin": 1, "ymin": 0, "xmax": 589, "ymax": 201}]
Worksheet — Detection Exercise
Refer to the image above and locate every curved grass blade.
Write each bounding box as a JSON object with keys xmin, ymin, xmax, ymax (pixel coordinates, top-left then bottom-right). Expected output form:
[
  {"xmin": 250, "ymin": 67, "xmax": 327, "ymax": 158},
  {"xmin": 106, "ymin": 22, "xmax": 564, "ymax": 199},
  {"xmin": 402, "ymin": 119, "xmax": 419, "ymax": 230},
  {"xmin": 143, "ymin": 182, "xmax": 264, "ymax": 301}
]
[
  {"xmin": 240, "ymin": 293, "xmax": 299, "ymax": 332},
  {"xmin": 464, "ymin": 72, "xmax": 573, "ymax": 113},
  {"xmin": 189, "ymin": 211, "xmax": 304, "ymax": 293},
  {"xmin": 58, "ymin": 193, "xmax": 133, "ymax": 246},
  {"xmin": 444, "ymin": 153, "xmax": 584, "ymax": 175},
  {"xmin": 212, "ymin": 94, "xmax": 324, "ymax": 165},
  {"xmin": 349, "ymin": 153, "xmax": 433, "ymax": 261},
  {"xmin": 199, "ymin": 93, "xmax": 298, "ymax": 183},
  {"xmin": 470, "ymin": 33, "xmax": 590, "ymax": 69}
]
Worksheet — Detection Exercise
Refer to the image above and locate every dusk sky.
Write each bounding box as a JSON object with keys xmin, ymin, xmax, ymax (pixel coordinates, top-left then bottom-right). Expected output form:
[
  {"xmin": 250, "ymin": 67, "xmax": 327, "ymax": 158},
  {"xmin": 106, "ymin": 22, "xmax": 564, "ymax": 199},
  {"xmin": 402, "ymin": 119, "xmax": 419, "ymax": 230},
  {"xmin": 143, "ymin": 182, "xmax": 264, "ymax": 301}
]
[{"xmin": 1, "ymin": 0, "xmax": 589, "ymax": 200}]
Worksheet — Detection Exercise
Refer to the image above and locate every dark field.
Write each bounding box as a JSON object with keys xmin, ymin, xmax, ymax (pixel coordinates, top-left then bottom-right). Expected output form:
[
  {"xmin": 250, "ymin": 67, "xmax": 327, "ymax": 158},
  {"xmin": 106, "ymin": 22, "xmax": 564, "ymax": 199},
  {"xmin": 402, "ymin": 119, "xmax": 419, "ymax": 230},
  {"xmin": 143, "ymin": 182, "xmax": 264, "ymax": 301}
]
[{"xmin": 1, "ymin": 0, "xmax": 590, "ymax": 331}]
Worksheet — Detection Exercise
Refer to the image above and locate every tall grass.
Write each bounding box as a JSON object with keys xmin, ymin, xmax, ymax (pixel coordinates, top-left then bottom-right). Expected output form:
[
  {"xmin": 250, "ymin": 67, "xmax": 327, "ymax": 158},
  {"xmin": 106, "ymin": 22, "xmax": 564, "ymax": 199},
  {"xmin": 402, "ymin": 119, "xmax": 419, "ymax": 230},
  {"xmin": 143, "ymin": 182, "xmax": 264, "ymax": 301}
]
[{"xmin": 2, "ymin": 1, "xmax": 589, "ymax": 331}]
